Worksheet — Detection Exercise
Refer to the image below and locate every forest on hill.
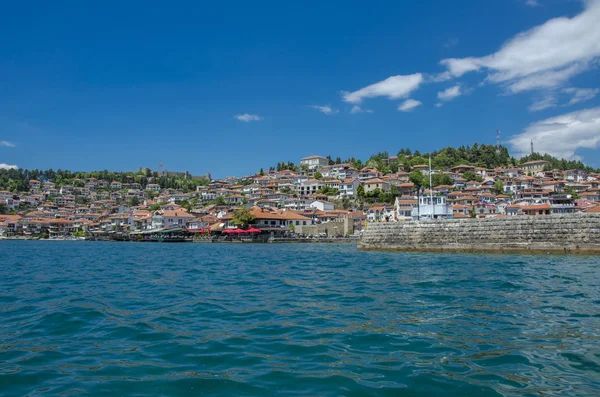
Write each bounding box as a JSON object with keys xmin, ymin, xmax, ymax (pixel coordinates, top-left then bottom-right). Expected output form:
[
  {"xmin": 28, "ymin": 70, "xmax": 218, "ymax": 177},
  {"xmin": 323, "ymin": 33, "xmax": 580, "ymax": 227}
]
[{"xmin": 275, "ymin": 143, "xmax": 596, "ymax": 174}]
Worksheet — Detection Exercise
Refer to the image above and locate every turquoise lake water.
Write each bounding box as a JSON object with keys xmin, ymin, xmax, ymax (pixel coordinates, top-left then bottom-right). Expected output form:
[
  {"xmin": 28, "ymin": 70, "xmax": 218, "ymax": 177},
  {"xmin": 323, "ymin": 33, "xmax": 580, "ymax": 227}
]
[{"xmin": 1, "ymin": 241, "xmax": 599, "ymax": 396}]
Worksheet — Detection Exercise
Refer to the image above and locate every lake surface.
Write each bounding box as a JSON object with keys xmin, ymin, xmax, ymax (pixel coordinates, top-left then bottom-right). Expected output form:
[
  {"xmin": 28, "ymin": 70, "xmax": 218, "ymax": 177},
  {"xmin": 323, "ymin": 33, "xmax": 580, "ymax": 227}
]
[{"xmin": 1, "ymin": 241, "xmax": 599, "ymax": 396}]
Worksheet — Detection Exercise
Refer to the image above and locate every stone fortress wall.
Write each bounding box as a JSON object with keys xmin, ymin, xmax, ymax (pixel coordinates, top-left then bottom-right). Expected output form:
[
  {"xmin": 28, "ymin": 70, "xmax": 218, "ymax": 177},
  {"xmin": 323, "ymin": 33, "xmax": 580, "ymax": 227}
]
[{"xmin": 358, "ymin": 213, "xmax": 600, "ymax": 253}]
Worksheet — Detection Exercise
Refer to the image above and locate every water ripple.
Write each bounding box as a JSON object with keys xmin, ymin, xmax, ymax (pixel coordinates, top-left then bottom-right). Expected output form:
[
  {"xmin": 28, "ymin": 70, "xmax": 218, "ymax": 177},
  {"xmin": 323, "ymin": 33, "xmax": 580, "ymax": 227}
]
[{"xmin": 1, "ymin": 241, "xmax": 599, "ymax": 396}]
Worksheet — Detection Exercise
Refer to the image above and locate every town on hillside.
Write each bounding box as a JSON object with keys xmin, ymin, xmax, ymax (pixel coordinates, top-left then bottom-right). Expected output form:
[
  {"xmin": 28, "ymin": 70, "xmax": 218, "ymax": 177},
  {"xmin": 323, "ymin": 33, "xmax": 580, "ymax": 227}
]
[{"xmin": 1, "ymin": 146, "xmax": 600, "ymax": 240}]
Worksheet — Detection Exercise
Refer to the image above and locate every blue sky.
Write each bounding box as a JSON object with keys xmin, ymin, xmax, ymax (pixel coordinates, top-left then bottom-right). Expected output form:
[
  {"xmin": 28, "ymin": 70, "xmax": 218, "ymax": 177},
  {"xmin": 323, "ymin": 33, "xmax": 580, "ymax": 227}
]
[{"xmin": 1, "ymin": 0, "xmax": 599, "ymax": 177}]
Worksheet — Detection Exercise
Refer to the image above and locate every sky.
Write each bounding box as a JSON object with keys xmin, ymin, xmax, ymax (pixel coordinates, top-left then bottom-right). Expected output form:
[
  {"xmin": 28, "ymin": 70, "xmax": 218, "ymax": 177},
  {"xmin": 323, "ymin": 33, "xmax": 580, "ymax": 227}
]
[{"xmin": 1, "ymin": 0, "xmax": 600, "ymax": 177}]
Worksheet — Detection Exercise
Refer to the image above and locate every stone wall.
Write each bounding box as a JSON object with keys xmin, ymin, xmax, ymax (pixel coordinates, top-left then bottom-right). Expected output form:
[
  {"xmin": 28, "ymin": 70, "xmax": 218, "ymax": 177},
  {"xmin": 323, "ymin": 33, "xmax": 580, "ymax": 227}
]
[
  {"xmin": 358, "ymin": 213, "xmax": 600, "ymax": 253},
  {"xmin": 296, "ymin": 217, "xmax": 353, "ymax": 236}
]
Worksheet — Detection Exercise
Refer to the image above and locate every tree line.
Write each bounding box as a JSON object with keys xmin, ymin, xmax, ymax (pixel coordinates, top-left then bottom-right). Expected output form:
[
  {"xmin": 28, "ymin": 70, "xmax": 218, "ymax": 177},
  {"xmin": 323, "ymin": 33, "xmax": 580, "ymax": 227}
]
[
  {"xmin": 0, "ymin": 168, "xmax": 209, "ymax": 193},
  {"xmin": 270, "ymin": 143, "xmax": 598, "ymax": 175}
]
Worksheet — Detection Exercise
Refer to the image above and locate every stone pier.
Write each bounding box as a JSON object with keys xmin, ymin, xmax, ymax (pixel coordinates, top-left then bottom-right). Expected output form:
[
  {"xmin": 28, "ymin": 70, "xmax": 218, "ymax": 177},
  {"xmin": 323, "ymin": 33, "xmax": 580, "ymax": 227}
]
[{"xmin": 358, "ymin": 213, "xmax": 600, "ymax": 253}]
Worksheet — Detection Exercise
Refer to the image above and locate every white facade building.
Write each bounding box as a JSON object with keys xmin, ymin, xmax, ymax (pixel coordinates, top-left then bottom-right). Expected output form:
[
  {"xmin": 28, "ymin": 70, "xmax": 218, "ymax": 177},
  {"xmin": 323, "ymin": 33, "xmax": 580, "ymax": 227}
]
[
  {"xmin": 411, "ymin": 196, "xmax": 453, "ymax": 220},
  {"xmin": 300, "ymin": 155, "xmax": 329, "ymax": 170}
]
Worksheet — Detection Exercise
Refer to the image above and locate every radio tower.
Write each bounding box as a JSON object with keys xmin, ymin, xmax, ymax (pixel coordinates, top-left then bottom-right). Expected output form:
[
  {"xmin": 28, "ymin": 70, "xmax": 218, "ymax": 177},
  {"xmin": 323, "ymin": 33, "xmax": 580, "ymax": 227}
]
[
  {"xmin": 530, "ymin": 139, "xmax": 534, "ymax": 155},
  {"xmin": 496, "ymin": 129, "xmax": 500, "ymax": 152}
]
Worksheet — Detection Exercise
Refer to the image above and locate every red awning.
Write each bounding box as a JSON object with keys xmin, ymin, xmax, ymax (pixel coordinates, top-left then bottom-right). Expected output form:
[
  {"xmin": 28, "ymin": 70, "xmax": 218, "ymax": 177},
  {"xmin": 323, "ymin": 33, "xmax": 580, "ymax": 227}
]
[{"xmin": 246, "ymin": 228, "xmax": 262, "ymax": 233}]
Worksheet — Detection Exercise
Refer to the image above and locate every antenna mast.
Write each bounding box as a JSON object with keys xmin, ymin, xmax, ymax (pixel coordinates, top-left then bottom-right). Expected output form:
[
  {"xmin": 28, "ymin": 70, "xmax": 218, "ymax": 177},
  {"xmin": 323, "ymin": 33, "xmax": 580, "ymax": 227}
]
[
  {"xmin": 496, "ymin": 129, "xmax": 500, "ymax": 152},
  {"xmin": 530, "ymin": 140, "xmax": 534, "ymax": 155}
]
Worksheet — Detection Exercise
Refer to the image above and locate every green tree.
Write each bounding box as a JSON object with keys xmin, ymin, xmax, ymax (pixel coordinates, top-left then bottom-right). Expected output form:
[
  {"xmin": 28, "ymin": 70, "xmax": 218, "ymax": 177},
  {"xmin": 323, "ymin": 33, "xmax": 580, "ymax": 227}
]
[
  {"xmin": 462, "ymin": 171, "xmax": 483, "ymax": 182},
  {"xmin": 409, "ymin": 170, "xmax": 426, "ymax": 190},
  {"xmin": 492, "ymin": 180, "xmax": 504, "ymax": 195},
  {"xmin": 214, "ymin": 196, "xmax": 226, "ymax": 206},
  {"xmin": 149, "ymin": 203, "xmax": 162, "ymax": 211},
  {"xmin": 314, "ymin": 171, "xmax": 323, "ymax": 180},
  {"xmin": 357, "ymin": 184, "xmax": 365, "ymax": 199},
  {"xmin": 431, "ymin": 174, "xmax": 454, "ymax": 187},
  {"xmin": 129, "ymin": 196, "xmax": 140, "ymax": 207},
  {"xmin": 232, "ymin": 207, "xmax": 256, "ymax": 227},
  {"xmin": 316, "ymin": 186, "xmax": 339, "ymax": 196}
]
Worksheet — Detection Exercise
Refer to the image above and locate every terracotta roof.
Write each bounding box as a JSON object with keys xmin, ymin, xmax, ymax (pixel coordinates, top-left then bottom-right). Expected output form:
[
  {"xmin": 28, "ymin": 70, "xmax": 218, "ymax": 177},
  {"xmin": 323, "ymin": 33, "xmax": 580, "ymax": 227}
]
[{"xmin": 520, "ymin": 204, "xmax": 551, "ymax": 211}]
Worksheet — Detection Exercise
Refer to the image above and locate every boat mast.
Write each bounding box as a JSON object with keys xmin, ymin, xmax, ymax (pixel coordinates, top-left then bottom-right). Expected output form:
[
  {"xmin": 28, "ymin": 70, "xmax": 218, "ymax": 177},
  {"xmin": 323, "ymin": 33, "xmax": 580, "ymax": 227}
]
[{"xmin": 429, "ymin": 155, "xmax": 434, "ymax": 220}]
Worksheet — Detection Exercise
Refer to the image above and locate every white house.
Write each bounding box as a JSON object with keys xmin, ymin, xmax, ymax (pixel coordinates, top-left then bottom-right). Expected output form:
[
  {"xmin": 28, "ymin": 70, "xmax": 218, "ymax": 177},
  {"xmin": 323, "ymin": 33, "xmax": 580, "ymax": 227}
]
[
  {"xmin": 339, "ymin": 178, "xmax": 360, "ymax": 198},
  {"xmin": 411, "ymin": 195, "xmax": 453, "ymax": 220},
  {"xmin": 152, "ymin": 210, "xmax": 195, "ymax": 229},
  {"xmin": 146, "ymin": 183, "xmax": 161, "ymax": 192},
  {"xmin": 298, "ymin": 179, "xmax": 323, "ymax": 196},
  {"xmin": 310, "ymin": 200, "xmax": 334, "ymax": 212},
  {"xmin": 300, "ymin": 155, "xmax": 329, "ymax": 170}
]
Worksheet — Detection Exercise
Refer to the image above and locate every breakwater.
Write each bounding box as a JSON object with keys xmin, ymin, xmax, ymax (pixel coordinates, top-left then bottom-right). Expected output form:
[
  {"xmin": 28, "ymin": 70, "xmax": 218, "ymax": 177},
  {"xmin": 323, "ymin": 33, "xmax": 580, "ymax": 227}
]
[{"xmin": 358, "ymin": 213, "xmax": 600, "ymax": 253}]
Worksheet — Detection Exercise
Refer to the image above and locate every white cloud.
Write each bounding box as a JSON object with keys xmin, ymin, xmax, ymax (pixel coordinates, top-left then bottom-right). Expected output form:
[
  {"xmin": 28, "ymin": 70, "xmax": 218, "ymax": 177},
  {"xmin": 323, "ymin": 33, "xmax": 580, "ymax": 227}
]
[
  {"xmin": 398, "ymin": 99, "xmax": 422, "ymax": 112},
  {"xmin": 426, "ymin": 71, "xmax": 453, "ymax": 83},
  {"xmin": 529, "ymin": 96, "xmax": 557, "ymax": 111},
  {"xmin": 508, "ymin": 106, "xmax": 600, "ymax": 159},
  {"xmin": 563, "ymin": 87, "xmax": 600, "ymax": 105},
  {"xmin": 506, "ymin": 63, "xmax": 588, "ymax": 93},
  {"xmin": 437, "ymin": 85, "xmax": 462, "ymax": 101},
  {"xmin": 342, "ymin": 73, "xmax": 423, "ymax": 104},
  {"xmin": 0, "ymin": 141, "xmax": 15, "ymax": 147},
  {"xmin": 525, "ymin": 0, "xmax": 540, "ymax": 7},
  {"xmin": 435, "ymin": 103, "xmax": 443, "ymax": 108},
  {"xmin": 311, "ymin": 105, "xmax": 339, "ymax": 115},
  {"xmin": 350, "ymin": 105, "xmax": 373, "ymax": 114},
  {"xmin": 440, "ymin": 1, "xmax": 600, "ymax": 91},
  {"xmin": 234, "ymin": 113, "xmax": 262, "ymax": 122},
  {"xmin": 0, "ymin": 163, "xmax": 18, "ymax": 170}
]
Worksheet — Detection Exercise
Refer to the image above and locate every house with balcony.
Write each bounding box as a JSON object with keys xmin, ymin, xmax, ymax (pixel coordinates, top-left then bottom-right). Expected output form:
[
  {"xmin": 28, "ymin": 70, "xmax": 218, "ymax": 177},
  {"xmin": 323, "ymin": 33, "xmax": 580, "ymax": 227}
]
[
  {"xmin": 29, "ymin": 180, "xmax": 41, "ymax": 190},
  {"xmin": 298, "ymin": 179, "xmax": 323, "ymax": 196},
  {"xmin": 300, "ymin": 155, "xmax": 329, "ymax": 170},
  {"xmin": 520, "ymin": 160, "xmax": 550, "ymax": 175},
  {"xmin": 397, "ymin": 182, "xmax": 415, "ymax": 197},
  {"xmin": 339, "ymin": 178, "xmax": 360, "ymax": 198},
  {"xmin": 146, "ymin": 183, "xmax": 161, "ymax": 192},
  {"xmin": 358, "ymin": 168, "xmax": 380, "ymax": 182},
  {"xmin": 394, "ymin": 198, "xmax": 418, "ymax": 220},
  {"xmin": 48, "ymin": 219, "xmax": 74, "ymax": 238},
  {"xmin": 363, "ymin": 178, "xmax": 390, "ymax": 193},
  {"xmin": 151, "ymin": 209, "xmax": 195, "ymax": 230},
  {"xmin": 366, "ymin": 204, "xmax": 395, "ymax": 222}
]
